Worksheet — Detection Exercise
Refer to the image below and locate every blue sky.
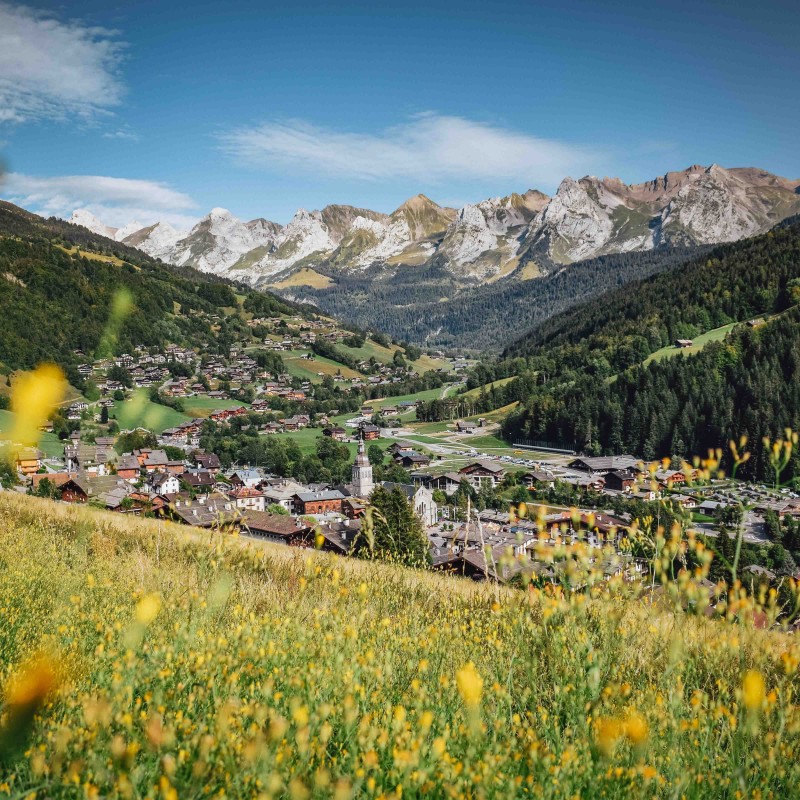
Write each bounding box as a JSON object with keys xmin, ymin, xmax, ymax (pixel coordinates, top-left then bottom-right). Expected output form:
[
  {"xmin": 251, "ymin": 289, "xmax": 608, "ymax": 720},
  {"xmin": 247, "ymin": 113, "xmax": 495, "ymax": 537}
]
[{"xmin": 0, "ymin": 0, "xmax": 798, "ymax": 228}]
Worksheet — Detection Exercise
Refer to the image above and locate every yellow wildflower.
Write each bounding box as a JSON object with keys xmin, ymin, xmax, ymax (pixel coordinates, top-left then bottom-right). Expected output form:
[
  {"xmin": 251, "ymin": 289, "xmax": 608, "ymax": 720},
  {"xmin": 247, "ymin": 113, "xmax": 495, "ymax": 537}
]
[
  {"xmin": 456, "ymin": 662, "xmax": 483, "ymax": 708},
  {"xmin": 135, "ymin": 594, "xmax": 161, "ymax": 625},
  {"xmin": 623, "ymin": 711, "xmax": 649, "ymax": 746},
  {"xmin": 742, "ymin": 670, "xmax": 766, "ymax": 711},
  {"xmin": 8, "ymin": 364, "xmax": 66, "ymax": 450}
]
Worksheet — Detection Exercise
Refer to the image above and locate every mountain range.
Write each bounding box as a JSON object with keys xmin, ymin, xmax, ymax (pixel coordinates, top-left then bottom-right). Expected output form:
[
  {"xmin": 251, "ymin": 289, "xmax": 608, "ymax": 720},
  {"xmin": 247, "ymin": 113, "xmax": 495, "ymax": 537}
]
[{"xmin": 69, "ymin": 164, "xmax": 800, "ymax": 293}]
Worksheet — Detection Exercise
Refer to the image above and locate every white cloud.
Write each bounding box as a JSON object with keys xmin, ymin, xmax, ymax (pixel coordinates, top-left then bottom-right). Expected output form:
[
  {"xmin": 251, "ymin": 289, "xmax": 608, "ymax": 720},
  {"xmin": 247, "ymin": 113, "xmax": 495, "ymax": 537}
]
[
  {"xmin": 0, "ymin": 2, "xmax": 125, "ymax": 124},
  {"xmin": 220, "ymin": 114, "xmax": 599, "ymax": 187},
  {"xmin": 103, "ymin": 129, "xmax": 139, "ymax": 142},
  {"xmin": 2, "ymin": 173, "xmax": 198, "ymax": 228}
]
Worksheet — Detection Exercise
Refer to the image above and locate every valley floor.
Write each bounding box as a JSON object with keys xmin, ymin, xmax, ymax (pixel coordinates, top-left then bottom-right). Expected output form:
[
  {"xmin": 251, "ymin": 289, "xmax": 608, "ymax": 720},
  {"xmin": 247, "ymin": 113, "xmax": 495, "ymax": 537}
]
[{"xmin": 0, "ymin": 493, "xmax": 798, "ymax": 798}]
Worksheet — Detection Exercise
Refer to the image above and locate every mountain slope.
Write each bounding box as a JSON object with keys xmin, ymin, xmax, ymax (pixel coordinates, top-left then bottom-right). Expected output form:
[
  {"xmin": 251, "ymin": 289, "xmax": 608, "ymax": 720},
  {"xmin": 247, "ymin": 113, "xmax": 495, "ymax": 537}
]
[
  {"xmin": 519, "ymin": 165, "xmax": 800, "ymax": 265},
  {"xmin": 489, "ymin": 215, "xmax": 800, "ymax": 476},
  {"xmin": 298, "ymin": 246, "xmax": 706, "ymax": 350},
  {"xmin": 0, "ymin": 201, "xmax": 299, "ymax": 380},
  {"xmin": 59, "ymin": 165, "xmax": 800, "ymax": 350},
  {"xmin": 0, "ymin": 491, "xmax": 794, "ymax": 798}
]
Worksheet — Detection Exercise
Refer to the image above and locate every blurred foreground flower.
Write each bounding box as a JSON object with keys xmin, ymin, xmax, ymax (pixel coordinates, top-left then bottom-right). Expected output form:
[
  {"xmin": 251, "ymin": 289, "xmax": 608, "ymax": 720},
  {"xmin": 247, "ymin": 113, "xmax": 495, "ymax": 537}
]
[
  {"xmin": 7, "ymin": 363, "xmax": 66, "ymax": 451},
  {"xmin": 0, "ymin": 654, "xmax": 59, "ymax": 762},
  {"xmin": 135, "ymin": 593, "xmax": 162, "ymax": 625},
  {"xmin": 743, "ymin": 670, "xmax": 766, "ymax": 712},
  {"xmin": 456, "ymin": 662, "xmax": 483, "ymax": 709}
]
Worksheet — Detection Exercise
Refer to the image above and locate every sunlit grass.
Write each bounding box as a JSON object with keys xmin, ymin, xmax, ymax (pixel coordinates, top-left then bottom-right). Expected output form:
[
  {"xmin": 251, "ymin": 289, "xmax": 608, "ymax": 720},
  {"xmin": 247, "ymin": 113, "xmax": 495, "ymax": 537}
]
[{"xmin": 1, "ymin": 491, "xmax": 800, "ymax": 797}]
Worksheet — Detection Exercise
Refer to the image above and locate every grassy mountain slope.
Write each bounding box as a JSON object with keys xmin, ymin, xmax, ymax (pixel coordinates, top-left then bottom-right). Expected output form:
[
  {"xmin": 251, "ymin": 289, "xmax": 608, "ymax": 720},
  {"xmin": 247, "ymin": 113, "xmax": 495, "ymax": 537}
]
[
  {"xmin": 0, "ymin": 201, "xmax": 300, "ymax": 377},
  {"xmin": 0, "ymin": 492, "xmax": 797, "ymax": 798}
]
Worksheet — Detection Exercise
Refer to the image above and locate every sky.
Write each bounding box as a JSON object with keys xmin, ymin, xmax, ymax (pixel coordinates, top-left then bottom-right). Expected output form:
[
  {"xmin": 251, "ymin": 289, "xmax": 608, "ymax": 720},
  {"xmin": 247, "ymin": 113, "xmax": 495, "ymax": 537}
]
[{"xmin": 0, "ymin": 0, "xmax": 798, "ymax": 229}]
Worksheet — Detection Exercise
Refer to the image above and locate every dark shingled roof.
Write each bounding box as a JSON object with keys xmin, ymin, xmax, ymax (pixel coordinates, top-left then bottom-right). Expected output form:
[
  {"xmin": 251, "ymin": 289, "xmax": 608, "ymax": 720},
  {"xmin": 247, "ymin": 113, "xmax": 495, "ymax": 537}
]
[{"xmin": 243, "ymin": 512, "xmax": 311, "ymax": 538}]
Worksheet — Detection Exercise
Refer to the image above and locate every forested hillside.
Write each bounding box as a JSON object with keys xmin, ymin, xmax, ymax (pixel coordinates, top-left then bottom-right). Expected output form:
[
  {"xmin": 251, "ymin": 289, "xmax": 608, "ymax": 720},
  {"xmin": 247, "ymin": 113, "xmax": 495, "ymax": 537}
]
[
  {"xmin": 295, "ymin": 247, "xmax": 702, "ymax": 350},
  {"xmin": 0, "ymin": 202, "xmax": 300, "ymax": 381},
  {"xmin": 474, "ymin": 216, "xmax": 800, "ymax": 479},
  {"xmin": 504, "ymin": 215, "xmax": 800, "ymax": 363}
]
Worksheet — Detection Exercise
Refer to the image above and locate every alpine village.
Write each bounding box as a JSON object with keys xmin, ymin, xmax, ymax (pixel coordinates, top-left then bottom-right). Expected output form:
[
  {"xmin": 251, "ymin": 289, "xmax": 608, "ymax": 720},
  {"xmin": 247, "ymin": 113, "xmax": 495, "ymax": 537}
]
[{"xmin": 2, "ymin": 2, "xmax": 800, "ymax": 797}]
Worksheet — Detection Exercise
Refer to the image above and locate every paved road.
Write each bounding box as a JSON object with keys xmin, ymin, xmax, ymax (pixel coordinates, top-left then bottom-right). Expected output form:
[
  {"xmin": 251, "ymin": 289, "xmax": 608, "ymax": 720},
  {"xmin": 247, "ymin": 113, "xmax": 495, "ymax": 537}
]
[{"xmin": 690, "ymin": 515, "xmax": 768, "ymax": 545}]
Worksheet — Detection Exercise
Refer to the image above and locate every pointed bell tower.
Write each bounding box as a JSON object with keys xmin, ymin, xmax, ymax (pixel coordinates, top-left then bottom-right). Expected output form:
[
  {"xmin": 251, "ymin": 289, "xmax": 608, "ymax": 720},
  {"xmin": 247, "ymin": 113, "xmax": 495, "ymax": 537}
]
[{"xmin": 351, "ymin": 432, "xmax": 374, "ymax": 498}]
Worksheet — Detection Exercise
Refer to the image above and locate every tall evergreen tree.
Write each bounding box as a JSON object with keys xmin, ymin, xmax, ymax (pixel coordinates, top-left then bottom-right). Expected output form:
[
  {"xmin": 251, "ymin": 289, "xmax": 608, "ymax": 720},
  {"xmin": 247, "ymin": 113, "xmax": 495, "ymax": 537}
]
[{"xmin": 354, "ymin": 486, "xmax": 431, "ymax": 567}]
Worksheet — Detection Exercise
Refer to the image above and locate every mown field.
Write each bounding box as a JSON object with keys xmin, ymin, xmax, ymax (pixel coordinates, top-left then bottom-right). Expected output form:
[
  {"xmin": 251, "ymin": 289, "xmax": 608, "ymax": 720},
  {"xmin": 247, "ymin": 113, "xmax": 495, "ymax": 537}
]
[
  {"xmin": 643, "ymin": 323, "xmax": 738, "ymax": 365},
  {"xmin": 0, "ymin": 409, "xmax": 64, "ymax": 458},
  {"xmin": 283, "ymin": 351, "xmax": 363, "ymax": 383},
  {"xmin": 112, "ymin": 392, "xmax": 251, "ymax": 433},
  {"xmin": 0, "ymin": 493, "xmax": 799, "ymax": 798}
]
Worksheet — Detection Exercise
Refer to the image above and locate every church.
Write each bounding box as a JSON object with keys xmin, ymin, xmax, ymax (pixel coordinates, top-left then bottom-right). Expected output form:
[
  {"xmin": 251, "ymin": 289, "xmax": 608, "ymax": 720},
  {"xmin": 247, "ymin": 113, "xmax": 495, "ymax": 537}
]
[
  {"xmin": 349, "ymin": 435, "xmax": 374, "ymax": 498},
  {"xmin": 347, "ymin": 435, "xmax": 437, "ymax": 527}
]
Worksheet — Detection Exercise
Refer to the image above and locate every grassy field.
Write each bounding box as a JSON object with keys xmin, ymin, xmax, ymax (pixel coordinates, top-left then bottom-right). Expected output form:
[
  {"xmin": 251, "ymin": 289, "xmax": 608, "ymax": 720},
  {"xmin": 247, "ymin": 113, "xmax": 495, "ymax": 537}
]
[
  {"xmin": 113, "ymin": 393, "xmax": 252, "ymax": 431},
  {"xmin": 269, "ymin": 268, "xmax": 334, "ymax": 289},
  {"xmin": 56, "ymin": 245, "xmax": 128, "ymax": 267},
  {"xmin": 270, "ymin": 425, "xmax": 394, "ymax": 458},
  {"xmin": 461, "ymin": 376, "xmax": 516, "ymax": 400},
  {"xmin": 406, "ymin": 420, "xmax": 454, "ymax": 435},
  {"xmin": 112, "ymin": 393, "xmax": 189, "ymax": 433},
  {"xmin": 399, "ymin": 433, "xmax": 449, "ymax": 446},
  {"xmin": 181, "ymin": 396, "xmax": 251, "ymax": 418},
  {"xmin": 0, "ymin": 492, "xmax": 797, "ymax": 798},
  {"xmin": 370, "ymin": 386, "xmax": 449, "ymax": 409},
  {"xmin": 332, "ymin": 339, "xmax": 451, "ymax": 377},
  {"xmin": 643, "ymin": 323, "xmax": 738, "ymax": 365},
  {"xmin": 283, "ymin": 351, "xmax": 363, "ymax": 383},
  {"xmin": 0, "ymin": 409, "xmax": 64, "ymax": 457}
]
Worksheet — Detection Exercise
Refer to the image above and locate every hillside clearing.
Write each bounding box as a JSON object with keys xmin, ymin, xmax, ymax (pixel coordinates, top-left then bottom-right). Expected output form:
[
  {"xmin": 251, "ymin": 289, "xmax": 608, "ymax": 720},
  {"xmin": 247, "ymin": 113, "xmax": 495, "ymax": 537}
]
[
  {"xmin": 643, "ymin": 322, "xmax": 738, "ymax": 364},
  {"xmin": 269, "ymin": 268, "xmax": 334, "ymax": 289},
  {"xmin": 461, "ymin": 376, "xmax": 516, "ymax": 400}
]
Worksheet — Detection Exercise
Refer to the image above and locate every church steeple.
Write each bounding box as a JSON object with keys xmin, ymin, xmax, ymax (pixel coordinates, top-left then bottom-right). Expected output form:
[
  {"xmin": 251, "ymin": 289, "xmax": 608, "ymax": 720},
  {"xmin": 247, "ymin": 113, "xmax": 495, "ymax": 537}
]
[{"xmin": 351, "ymin": 432, "xmax": 374, "ymax": 498}]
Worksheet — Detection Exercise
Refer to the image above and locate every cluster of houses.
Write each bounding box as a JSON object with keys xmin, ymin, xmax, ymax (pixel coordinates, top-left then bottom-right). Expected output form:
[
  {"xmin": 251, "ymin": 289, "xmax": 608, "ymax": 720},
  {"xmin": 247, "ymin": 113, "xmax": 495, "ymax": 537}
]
[{"xmin": 28, "ymin": 431, "xmax": 650, "ymax": 586}]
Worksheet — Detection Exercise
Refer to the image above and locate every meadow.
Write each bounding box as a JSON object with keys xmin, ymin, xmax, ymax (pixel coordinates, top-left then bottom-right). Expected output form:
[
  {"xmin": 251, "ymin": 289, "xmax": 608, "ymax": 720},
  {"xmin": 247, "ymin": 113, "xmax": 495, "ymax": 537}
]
[
  {"xmin": 642, "ymin": 323, "xmax": 738, "ymax": 365},
  {"xmin": 0, "ymin": 409, "xmax": 63, "ymax": 458},
  {"xmin": 0, "ymin": 492, "xmax": 799, "ymax": 798},
  {"xmin": 112, "ymin": 393, "xmax": 251, "ymax": 433}
]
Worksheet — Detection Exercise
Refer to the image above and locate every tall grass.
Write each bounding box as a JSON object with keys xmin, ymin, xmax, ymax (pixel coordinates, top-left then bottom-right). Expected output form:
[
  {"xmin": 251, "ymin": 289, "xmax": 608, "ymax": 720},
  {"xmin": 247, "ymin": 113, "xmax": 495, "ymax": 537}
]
[{"xmin": 0, "ymin": 493, "xmax": 799, "ymax": 798}]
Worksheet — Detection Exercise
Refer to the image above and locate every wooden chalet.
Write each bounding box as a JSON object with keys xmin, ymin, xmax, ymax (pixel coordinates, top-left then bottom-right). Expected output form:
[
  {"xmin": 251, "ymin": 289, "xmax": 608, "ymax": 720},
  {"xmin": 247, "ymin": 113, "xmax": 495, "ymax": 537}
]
[
  {"xmin": 458, "ymin": 461, "xmax": 506, "ymax": 487},
  {"xmin": 241, "ymin": 512, "xmax": 313, "ymax": 545},
  {"xmin": 323, "ymin": 426, "xmax": 347, "ymax": 442}
]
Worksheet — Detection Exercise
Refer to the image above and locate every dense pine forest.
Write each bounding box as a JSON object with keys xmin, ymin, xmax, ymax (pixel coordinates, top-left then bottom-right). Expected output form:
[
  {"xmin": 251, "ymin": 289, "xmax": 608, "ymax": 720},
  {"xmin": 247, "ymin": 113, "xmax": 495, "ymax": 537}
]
[
  {"xmin": 285, "ymin": 247, "xmax": 702, "ymax": 350},
  {"xmin": 466, "ymin": 216, "xmax": 800, "ymax": 479}
]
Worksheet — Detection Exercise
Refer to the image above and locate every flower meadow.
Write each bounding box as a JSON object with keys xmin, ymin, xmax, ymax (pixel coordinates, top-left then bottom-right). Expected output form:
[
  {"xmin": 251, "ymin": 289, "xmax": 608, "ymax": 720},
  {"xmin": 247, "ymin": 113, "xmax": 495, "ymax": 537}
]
[{"xmin": 1, "ymin": 495, "xmax": 800, "ymax": 798}]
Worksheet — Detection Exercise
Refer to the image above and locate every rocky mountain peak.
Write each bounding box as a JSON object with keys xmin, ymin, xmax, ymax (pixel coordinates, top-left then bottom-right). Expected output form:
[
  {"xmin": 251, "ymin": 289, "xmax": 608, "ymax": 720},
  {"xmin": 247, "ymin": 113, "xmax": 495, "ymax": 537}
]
[
  {"xmin": 73, "ymin": 163, "xmax": 800, "ymax": 289},
  {"xmin": 70, "ymin": 209, "xmax": 118, "ymax": 239}
]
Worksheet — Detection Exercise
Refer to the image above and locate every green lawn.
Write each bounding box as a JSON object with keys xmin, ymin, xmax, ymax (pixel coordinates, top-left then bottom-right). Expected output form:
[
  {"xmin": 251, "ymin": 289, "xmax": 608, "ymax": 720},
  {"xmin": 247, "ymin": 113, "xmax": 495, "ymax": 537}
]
[
  {"xmin": 181, "ymin": 396, "xmax": 251, "ymax": 418},
  {"xmin": 337, "ymin": 339, "xmax": 451, "ymax": 376},
  {"xmin": 371, "ymin": 386, "xmax": 449, "ymax": 408},
  {"xmin": 112, "ymin": 392, "xmax": 189, "ymax": 434},
  {"xmin": 270, "ymin": 426, "xmax": 393, "ymax": 457},
  {"xmin": 464, "ymin": 433, "xmax": 512, "ymax": 451},
  {"xmin": 0, "ymin": 409, "xmax": 64, "ymax": 458},
  {"xmin": 407, "ymin": 421, "xmax": 454, "ymax": 434},
  {"xmin": 283, "ymin": 351, "xmax": 362, "ymax": 383},
  {"xmin": 643, "ymin": 323, "xmax": 738, "ymax": 365},
  {"xmin": 400, "ymin": 434, "xmax": 448, "ymax": 446},
  {"xmin": 460, "ymin": 376, "xmax": 516, "ymax": 400}
]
